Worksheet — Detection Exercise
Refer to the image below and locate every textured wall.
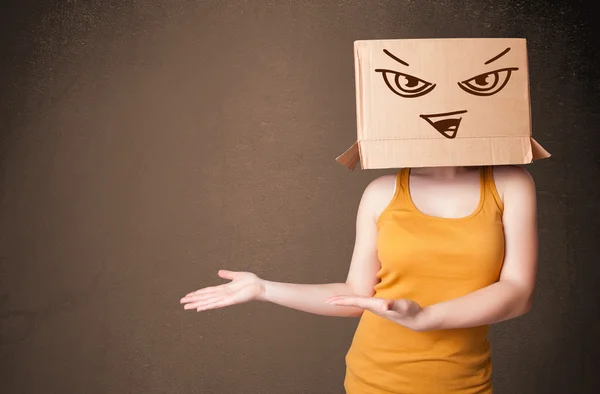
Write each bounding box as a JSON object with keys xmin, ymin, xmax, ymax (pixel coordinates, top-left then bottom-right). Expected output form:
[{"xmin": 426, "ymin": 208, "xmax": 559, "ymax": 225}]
[{"xmin": 1, "ymin": 1, "xmax": 598, "ymax": 393}]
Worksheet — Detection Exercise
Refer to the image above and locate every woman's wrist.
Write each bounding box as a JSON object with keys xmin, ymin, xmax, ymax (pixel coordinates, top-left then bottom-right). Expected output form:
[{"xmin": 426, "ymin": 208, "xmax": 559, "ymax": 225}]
[{"xmin": 255, "ymin": 279, "xmax": 269, "ymax": 302}]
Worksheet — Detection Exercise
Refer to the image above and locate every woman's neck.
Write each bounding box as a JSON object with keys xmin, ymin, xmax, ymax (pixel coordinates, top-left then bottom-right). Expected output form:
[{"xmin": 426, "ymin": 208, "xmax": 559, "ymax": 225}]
[{"xmin": 409, "ymin": 166, "xmax": 476, "ymax": 179}]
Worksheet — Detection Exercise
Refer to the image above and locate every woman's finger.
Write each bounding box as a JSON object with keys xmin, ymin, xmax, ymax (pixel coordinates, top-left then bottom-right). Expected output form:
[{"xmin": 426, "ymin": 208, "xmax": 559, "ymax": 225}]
[
  {"xmin": 181, "ymin": 293, "xmax": 222, "ymax": 305},
  {"xmin": 183, "ymin": 295, "xmax": 227, "ymax": 310},
  {"xmin": 186, "ymin": 272, "xmax": 238, "ymax": 296},
  {"xmin": 328, "ymin": 296, "xmax": 391, "ymax": 312},
  {"xmin": 325, "ymin": 295, "xmax": 354, "ymax": 303},
  {"xmin": 392, "ymin": 299, "xmax": 409, "ymax": 314},
  {"xmin": 327, "ymin": 296, "xmax": 366, "ymax": 308},
  {"xmin": 181, "ymin": 291, "xmax": 225, "ymax": 305},
  {"xmin": 381, "ymin": 299, "xmax": 393, "ymax": 311},
  {"xmin": 183, "ymin": 289, "xmax": 219, "ymax": 302},
  {"xmin": 326, "ymin": 296, "xmax": 356, "ymax": 305},
  {"xmin": 217, "ymin": 270, "xmax": 238, "ymax": 280},
  {"xmin": 196, "ymin": 296, "xmax": 236, "ymax": 312},
  {"xmin": 186, "ymin": 285, "xmax": 222, "ymax": 297}
]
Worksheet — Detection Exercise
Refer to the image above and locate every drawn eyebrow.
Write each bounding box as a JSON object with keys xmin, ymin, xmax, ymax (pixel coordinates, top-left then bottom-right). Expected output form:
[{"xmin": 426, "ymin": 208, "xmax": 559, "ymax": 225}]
[
  {"xmin": 484, "ymin": 47, "xmax": 511, "ymax": 65},
  {"xmin": 383, "ymin": 49, "xmax": 409, "ymax": 67}
]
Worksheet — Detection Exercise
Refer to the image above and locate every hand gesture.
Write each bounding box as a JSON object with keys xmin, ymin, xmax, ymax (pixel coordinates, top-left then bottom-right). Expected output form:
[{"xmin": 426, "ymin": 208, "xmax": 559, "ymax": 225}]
[
  {"xmin": 180, "ymin": 270, "xmax": 265, "ymax": 312},
  {"xmin": 326, "ymin": 295, "xmax": 427, "ymax": 331}
]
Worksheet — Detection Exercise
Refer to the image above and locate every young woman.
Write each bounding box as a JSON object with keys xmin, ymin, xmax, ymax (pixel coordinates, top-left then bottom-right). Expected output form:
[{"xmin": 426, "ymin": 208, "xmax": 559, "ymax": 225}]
[{"xmin": 180, "ymin": 164, "xmax": 538, "ymax": 393}]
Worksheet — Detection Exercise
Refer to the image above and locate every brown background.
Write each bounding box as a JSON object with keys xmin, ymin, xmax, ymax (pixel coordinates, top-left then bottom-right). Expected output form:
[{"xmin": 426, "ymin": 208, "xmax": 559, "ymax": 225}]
[{"xmin": 1, "ymin": 1, "xmax": 599, "ymax": 393}]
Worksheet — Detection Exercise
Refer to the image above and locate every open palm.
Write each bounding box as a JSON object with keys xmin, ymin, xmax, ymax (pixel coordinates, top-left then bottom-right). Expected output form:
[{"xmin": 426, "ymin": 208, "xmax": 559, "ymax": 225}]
[{"xmin": 180, "ymin": 270, "xmax": 264, "ymax": 312}]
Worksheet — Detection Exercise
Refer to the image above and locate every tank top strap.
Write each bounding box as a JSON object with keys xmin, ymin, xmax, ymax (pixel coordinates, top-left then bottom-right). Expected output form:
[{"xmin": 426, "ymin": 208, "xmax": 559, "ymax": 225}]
[
  {"xmin": 481, "ymin": 166, "xmax": 504, "ymax": 213},
  {"xmin": 397, "ymin": 168, "xmax": 412, "ymax": 205},
  {"xmin": 387, "ymin": 168, "xmax": 408, "ymax": 205},
  {"xmin": 379, "ymin": 169, "xmax": 410, "ymax": 215},
  {"xmin": 395, "ymin": 168, "xmax": 419, "ymax": 211}
]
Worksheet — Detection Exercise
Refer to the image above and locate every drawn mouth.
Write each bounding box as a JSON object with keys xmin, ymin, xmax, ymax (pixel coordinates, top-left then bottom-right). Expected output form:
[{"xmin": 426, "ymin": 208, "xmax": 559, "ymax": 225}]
[{"xmin": 420, "ymin": 110, "xmax": 468, "ymax": 139}]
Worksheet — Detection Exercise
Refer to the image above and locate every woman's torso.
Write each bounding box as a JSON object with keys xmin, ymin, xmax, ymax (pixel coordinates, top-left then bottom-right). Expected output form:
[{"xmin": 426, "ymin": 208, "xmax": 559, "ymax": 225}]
[{"xmin": 344, "ymin": 166, "xmax": 505, "ymax": 394}]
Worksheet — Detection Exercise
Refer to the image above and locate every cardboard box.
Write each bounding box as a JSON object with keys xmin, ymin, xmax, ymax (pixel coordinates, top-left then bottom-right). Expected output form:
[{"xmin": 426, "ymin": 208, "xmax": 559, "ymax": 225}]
[{"xmin": 336, "ymin": 38, "xmax": 550, "ymax": 170}]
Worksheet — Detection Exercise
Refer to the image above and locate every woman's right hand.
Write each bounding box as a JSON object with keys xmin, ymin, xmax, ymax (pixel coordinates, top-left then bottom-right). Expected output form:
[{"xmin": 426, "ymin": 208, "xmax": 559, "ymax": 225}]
[{"xmin": 180, "ymin": 270, "xmax": 266, "ymax": 312}]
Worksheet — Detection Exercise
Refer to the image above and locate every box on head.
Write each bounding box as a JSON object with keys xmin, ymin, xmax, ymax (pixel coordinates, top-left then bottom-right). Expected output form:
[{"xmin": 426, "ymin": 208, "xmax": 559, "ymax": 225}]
[{"xmin": 336, "ymin": 38, "xmax": 551, "ymax": 170}]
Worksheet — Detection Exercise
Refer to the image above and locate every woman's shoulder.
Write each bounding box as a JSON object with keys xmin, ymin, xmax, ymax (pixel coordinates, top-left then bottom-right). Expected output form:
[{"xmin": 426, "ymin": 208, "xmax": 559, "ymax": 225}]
[
  {"xmin": 363, "ymin": 172, "xmax": 398, "ymax": 196},
  {"xmin": 490, "ymin": 165, "xmax": 536, "ymax": 202},
  {"xmin": 359, "ymin": 172, "xmax": 400, "ymax": 218},
  {"xmin": 491, "ymin": 165, "xmax": 534, "ymax": 184}
]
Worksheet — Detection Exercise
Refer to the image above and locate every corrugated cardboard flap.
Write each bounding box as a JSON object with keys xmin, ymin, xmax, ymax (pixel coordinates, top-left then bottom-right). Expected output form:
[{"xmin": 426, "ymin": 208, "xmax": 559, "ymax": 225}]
[
  {"xmin": 531, "ymin": 138, "xmax": 551, "ymax": 160},
  {"xmin": 335, "ymin": 141, "xmax": 361, "ymax": 170}
]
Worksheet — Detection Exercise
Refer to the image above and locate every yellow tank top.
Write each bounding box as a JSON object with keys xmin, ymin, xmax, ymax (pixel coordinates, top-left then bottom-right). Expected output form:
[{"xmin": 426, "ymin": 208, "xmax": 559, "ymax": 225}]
[{"xmin": 344, "ymin": 166, "xmax": 505, "ymax": 394}]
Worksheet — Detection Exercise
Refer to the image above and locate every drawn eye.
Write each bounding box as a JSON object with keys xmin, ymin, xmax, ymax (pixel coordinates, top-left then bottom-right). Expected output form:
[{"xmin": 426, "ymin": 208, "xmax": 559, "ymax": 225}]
[
  {"xmin": 458, "ymin": 67, "xmax": 519, "ymax": 96},
  {"xmin": 374, "ymin": 69, "xmax": 436, "ymax": 98}
]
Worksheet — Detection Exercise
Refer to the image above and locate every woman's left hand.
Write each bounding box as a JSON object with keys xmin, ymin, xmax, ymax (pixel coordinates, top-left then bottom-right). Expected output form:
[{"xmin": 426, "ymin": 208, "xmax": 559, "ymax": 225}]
[{"xmin": 325, "ymin": 295, "xmax": 428, "ymax": 331}]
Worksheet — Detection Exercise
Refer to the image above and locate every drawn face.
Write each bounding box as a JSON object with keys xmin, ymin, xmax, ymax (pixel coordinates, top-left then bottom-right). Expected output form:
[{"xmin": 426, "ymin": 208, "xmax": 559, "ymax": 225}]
[{"xmin": 364, "ymin": 39, "xmax": 528, "ymax": 143}]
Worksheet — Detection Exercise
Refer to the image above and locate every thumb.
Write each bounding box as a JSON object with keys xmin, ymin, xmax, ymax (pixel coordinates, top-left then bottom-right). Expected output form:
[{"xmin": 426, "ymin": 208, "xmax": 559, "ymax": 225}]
[
  {"xmin": 391, "ymin": 299, "xmax": 409, "ymax": 314},
  {"xmin": 380, "ymin": 299, "xmax": 394, "ymax": 311},
  {"xmin": 218, "ymin": 270, "xmax": 238, "ymax": 280}
]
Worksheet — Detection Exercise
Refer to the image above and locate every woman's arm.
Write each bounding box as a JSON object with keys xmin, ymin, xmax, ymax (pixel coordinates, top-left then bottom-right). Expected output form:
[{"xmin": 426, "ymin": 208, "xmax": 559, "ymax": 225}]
[
  {"xmin": 181, "ymin": 176, "xmax": 394, "ymax": 317},
  {"xmin": 258, "ymin": 282, "xmax": 364, "ymax": 317},
  {"xmin": 418, "ymin": 165, "xmax": 539, "ymax": 330}
]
